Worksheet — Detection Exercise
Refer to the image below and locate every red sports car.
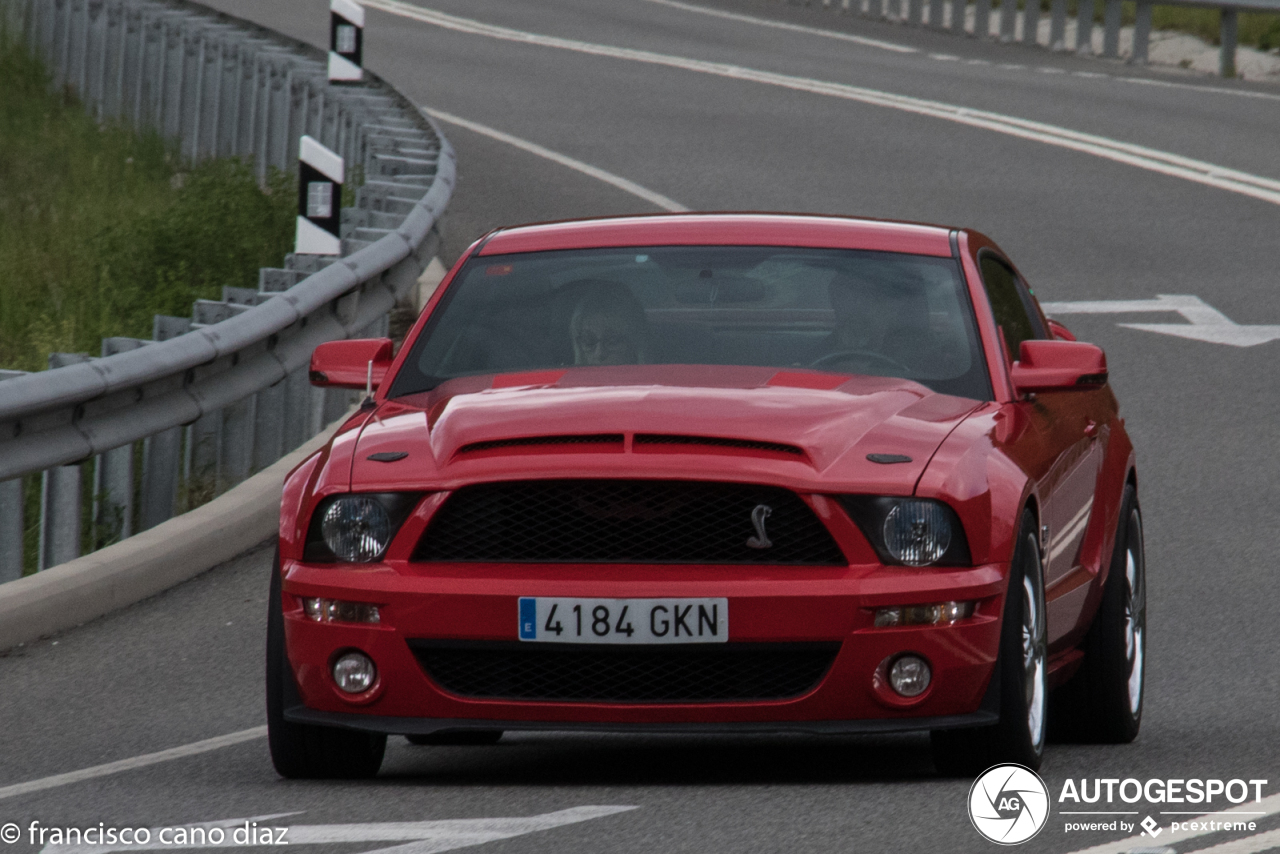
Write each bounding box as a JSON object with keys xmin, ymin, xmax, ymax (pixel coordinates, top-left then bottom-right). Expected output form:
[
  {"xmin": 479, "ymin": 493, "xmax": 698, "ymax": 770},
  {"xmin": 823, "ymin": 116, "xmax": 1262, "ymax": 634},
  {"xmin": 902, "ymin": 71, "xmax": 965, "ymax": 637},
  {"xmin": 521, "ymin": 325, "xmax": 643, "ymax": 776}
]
[{"xmin": 267, "ymin": 213, "xmax": 1145, "ymax": 778}]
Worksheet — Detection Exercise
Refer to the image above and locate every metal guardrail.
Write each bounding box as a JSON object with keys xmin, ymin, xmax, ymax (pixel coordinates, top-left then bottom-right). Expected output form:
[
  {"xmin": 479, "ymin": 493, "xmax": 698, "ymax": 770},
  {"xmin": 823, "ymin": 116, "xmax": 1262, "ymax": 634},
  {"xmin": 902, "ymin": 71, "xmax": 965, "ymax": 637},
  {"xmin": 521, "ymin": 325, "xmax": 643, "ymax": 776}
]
[
  {"xmin": 0, "ymin": 0, "xmax": 455, "ymax": 580},
  {"xmin": 792, "ymin": 0, "xmax": 1279, "ymax": 77}
]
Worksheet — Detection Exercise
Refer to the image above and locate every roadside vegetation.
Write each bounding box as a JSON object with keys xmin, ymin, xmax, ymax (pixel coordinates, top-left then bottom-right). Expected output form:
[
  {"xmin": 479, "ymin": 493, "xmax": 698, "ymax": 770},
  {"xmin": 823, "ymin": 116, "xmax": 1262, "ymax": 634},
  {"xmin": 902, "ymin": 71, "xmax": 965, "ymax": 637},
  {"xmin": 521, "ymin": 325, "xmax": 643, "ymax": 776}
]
[
  {"xmin": 1, "ymin": 31, "xmax": 296, "ymax": 575},
  {"xmin": 0, "ymin": 31, "xmax": 295, "ymax": 374}
]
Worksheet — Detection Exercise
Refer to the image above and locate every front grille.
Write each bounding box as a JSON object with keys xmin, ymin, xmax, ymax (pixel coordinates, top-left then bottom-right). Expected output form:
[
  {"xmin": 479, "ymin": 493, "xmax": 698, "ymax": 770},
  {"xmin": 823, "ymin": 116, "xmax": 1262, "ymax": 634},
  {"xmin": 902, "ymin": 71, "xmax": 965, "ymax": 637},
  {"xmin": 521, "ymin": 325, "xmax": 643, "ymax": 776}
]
[
  {"xmin": 409, "ymin": 640, "xmax": 840, "ymax": 702},
  {"xmin": 412, "ymin": 480, "xmax": 845, "ymax": 564}
]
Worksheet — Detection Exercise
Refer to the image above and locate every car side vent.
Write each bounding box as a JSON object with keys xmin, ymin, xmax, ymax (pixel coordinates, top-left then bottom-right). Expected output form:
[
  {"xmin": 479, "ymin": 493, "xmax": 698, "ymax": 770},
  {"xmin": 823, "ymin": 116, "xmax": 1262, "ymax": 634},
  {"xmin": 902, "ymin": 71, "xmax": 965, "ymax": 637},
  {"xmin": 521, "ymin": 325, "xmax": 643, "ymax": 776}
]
[
  {"xmin": 634, "ymin": 434, "xmax": 805, "ymax": 456},
  {"xmin": 458, "ymin": 434, "xmax": 625, "ymax": 454}
]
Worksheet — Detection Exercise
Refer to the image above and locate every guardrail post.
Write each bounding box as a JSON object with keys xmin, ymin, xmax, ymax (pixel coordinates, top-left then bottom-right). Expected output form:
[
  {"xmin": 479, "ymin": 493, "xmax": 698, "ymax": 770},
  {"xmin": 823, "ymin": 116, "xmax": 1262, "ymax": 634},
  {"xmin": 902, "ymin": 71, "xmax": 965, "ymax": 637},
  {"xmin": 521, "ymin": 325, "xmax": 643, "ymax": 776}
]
[
  {"xmin": 1049, "ymin": 0, "xmax": 1067, "ymax": 48},
  {"xmin": 974, "ymin": 0, "xmax": 992, "ymax": 37},
  {"xmin": 140, "ymin": 427, "xmax": 181, "ymax": 531},
  {"xmin": 998, "ymin": 0, "xmax": 1015, "ymax": 41},
  {"xmin": 94, "ymin": 338, "xmax": 147, "ymax": 547},
  {"xmin": 39, "ymin": 464, "xmax": 82, "ymax": 571},
  {"xmin": 0, "ymin": 478, "xmax": 22, "ymax": 582},
  {"xmin": 1130, "ymin": 0, "xmax": 1151, "ymax": 63},
  {"xmin": 1219, "ymin": 8, "xmax": 1237, "ymax": 77},
  {"xmin": 1021, "ymin": 0, "xmax": 1040, "ymax": 44},
  {"xmin": 1075, "ymin": 0, "xmax": 1094, "ymax": 53},
  {"xmin": 1102, "ymin": 0, "xmax": 1122, "ymax": 56},
  {"xmin": 948, "ymin": 0, "xmax": 965, "ymax": 32},
  {"xmin": 908, "ymin": 0, "xmax": 925, "ymax": 27},
  {"xmin": 95, "ymin": 445, "xmax": 133, "ymax": 547},
  {"xmin": 218, "ymin": 396, "xmax": 255, "ymax": 492},
  {"xmin": 253, "ymin": 380, "xmax": 286, "ymax": 472}
]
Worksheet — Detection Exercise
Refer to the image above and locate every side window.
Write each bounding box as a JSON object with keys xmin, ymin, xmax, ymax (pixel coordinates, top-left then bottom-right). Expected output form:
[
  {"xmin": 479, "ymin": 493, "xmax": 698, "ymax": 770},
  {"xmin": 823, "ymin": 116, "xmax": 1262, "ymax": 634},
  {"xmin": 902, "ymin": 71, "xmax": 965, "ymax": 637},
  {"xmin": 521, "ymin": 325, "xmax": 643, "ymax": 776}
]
[{"xmin": 979, "ymin": 255, "xmax": 1041, "ymax": 361}]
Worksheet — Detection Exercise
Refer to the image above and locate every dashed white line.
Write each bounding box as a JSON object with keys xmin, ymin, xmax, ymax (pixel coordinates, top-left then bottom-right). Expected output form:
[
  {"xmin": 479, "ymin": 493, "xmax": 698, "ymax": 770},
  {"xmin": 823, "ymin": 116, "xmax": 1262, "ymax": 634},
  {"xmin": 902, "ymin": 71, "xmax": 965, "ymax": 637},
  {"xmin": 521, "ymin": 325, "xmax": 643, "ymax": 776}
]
[
  {"xmin": 422, "ymin": 108, "xmax": 688, "ymax": 212},
  {"xmin": 362, "ymin": 0, "xmax": 1280, "ymax": 207},
  {"xmin": 641, "ymin": 0, "xmax": 918, "ymax": 53},
  {"xmin": 0, "ymin": 727, "xmax": 266, "ymax": 802}
]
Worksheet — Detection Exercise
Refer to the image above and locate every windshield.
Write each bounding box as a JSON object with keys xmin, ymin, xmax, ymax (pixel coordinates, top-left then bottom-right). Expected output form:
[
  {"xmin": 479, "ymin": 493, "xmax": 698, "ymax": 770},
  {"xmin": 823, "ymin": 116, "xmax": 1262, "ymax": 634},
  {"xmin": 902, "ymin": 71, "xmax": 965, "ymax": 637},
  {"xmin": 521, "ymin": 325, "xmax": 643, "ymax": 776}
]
[{"xmin": 388, "ymin": 245, "xmax": 991, "ymax": 400}]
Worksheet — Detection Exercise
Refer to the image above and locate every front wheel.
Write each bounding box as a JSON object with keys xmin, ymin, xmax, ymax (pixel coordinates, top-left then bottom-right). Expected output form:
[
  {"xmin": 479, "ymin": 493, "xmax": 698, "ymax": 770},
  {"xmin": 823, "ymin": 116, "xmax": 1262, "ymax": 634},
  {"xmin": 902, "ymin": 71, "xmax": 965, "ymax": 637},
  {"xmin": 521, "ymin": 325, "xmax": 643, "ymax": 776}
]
[
  {"xmin": 266, "ymin": 547, "xmax": 386, "ymax": 779},
  {"xmin": 1051, "ymin": 484, "xmax": 1145, "ymax": 743},
  {"xmin": 932, "ymin": 511, "xmax": 1047, "ymax": 775}
]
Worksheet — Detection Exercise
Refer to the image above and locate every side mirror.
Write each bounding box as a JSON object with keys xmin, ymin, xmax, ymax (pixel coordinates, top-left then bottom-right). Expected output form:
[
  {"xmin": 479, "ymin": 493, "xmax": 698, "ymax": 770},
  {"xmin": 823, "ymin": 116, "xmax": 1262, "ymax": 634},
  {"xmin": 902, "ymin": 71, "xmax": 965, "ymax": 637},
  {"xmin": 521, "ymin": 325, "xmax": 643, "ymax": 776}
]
[
  {"xmin": 1010, "ymin": 339, "xmax": 1107, "ymax": 395},
  {"xmin": 310, "ymin": 338, "xmax": 394, "ymax": 390}
]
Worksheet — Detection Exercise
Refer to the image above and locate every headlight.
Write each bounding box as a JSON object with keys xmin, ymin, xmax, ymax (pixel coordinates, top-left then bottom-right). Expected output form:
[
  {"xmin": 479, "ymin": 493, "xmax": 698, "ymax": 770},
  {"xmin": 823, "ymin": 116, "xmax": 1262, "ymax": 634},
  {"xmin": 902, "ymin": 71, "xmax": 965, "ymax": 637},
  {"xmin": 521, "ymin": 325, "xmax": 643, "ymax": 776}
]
[
  {"xmin": 304, "ymin": 493, "xmax": 421, "ymax": 562},
  {"xmin": 883, "ymin": 500, "xmax": 951, "ymax": 565},
  {"xmin": 839, "ymin": 496, "xmax": 971, "ymax": 567}
]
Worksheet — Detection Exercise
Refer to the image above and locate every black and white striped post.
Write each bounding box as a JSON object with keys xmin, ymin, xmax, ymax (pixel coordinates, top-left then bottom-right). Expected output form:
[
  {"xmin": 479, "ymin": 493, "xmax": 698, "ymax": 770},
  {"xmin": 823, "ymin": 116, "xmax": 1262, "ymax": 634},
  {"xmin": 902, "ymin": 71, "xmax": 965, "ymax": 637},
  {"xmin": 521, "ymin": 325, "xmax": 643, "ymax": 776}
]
[
  {"xmin": 296, "ymin": 135, "xmax": 344, "ymax": 256},
  {"xmin": 328, "ymin": 0, "xmax": 364, "ymax": 83}
]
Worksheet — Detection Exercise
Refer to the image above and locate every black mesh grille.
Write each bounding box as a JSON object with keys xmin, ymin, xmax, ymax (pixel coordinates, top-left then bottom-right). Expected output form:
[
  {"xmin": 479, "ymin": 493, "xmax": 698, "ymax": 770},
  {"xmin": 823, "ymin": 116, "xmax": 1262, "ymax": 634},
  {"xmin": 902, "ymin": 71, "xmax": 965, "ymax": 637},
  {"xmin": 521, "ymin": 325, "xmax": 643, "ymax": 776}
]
[
  {"xmin": 459, "ymin": 434, "xmax": 624, "ymax": 454},
  {"xmin": 409, "ymin": 640, "xmax": 840, "ymax": 702},
  {"xmin": 634, "ymin": 434, "xmax": 804, "ymax": 455},
  {"xmin": 413, "ymin": 480, "xmax": 845, "ymax": 564}
]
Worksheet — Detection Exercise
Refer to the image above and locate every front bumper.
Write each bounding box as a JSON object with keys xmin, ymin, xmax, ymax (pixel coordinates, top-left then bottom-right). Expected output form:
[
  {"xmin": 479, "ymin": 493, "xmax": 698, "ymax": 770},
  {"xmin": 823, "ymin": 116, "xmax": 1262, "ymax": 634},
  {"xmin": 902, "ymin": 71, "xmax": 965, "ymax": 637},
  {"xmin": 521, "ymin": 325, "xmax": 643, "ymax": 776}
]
[{"xmin": 280, "ymin": 560, "xmax": 1008, "ymax": 730}]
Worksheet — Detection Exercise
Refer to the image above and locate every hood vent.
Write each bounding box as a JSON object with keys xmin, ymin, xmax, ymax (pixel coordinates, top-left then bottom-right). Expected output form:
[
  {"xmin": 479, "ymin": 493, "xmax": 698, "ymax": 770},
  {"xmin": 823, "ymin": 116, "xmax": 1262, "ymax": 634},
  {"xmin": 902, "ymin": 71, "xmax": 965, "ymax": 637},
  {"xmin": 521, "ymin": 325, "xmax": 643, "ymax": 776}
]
[
  {"xmin": 634, "ymin": 434, "xmax": 804, "ymax": 457},
  {"xmin": 458, "ymin": 434, "xmax": 624, "ymax": 455}
]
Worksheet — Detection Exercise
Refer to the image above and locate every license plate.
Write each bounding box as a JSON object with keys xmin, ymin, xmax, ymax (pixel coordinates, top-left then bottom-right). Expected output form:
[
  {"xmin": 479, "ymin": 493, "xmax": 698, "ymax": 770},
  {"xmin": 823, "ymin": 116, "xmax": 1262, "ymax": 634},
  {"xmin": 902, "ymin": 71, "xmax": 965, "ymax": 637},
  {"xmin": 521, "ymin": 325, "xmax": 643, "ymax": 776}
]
[{"xmin": 518, "ymin": 597, "xmax": 728, "ymax": 644}]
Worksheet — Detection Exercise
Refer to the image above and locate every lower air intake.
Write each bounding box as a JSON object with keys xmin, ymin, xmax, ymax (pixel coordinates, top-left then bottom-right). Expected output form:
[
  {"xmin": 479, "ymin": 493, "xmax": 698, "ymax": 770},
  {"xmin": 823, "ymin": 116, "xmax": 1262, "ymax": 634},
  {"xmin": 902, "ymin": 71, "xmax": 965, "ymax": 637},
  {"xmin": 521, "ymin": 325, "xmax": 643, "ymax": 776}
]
[{"xmin": 408, "ymin": 640, "xmax": 841, "ymax": 703}]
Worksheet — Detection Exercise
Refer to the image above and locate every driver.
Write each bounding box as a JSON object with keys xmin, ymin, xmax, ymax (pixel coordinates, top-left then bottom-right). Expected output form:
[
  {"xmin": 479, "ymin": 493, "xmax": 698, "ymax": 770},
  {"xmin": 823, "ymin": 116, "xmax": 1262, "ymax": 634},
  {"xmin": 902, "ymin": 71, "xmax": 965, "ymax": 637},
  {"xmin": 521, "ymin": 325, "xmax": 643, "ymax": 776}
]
[
  {"xmin": 817, "ymin": 274, "xmax": 932, "ymax": 371},
  {"xmin": 570, "ymin": 281, "xmax": 649, "ymax": 366}
]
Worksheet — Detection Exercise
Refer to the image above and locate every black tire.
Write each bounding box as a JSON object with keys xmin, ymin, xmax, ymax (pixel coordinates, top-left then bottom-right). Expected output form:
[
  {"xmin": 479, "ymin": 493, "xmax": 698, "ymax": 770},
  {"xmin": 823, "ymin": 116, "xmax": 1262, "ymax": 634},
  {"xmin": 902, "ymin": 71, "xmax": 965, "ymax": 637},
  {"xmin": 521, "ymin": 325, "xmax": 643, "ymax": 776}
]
[
  {"xmin": 932, "ymin": 510, "xmax": 1048, "ymax": 775},
  {"xmin": 266, "ymin": 547, "xmax": 386, "ymax": 779},
  {"xmin": 406, "ymin": 731, "xmax": 504, "ymax": 746},
  {"xmin": 1050, "ymin": 484, "xmax": 1145, "ymax": 744}
]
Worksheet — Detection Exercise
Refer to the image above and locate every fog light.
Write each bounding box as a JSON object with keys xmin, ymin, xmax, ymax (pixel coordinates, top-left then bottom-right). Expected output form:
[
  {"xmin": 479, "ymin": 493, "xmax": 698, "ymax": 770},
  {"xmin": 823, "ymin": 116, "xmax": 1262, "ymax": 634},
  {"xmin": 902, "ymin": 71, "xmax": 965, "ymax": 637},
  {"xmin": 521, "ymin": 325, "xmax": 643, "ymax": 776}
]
[
  {"xmin": 874, "ymin": 600, "xmax": 974, "ymax": 627},
  {"xmin": 332, "ymin": 651, "xmax": 377, "ymax": 693},
  {"xmin": 300, "ymin": 597, "xmax": 380, "ymax": 624},
  {"xmin": 888, "ymin": 655, "xmax": 931, "ymax": 697}
]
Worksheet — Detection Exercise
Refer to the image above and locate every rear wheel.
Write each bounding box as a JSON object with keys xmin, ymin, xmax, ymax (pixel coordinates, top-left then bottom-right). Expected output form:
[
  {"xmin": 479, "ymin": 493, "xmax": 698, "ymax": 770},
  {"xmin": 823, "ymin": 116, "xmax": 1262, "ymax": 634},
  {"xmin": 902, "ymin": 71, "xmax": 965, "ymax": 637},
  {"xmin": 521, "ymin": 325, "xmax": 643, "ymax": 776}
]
[
  {"xmin": 932, "ymin": 511, "xmax": 1047, "ymax": 775},
  {"xmin": 406, "ymin": 731, "xmax": 504, "ymax": 746},
  {"xmin": 266, "ymin": 547, "xmax": 386, "ymax": 779},
  {"xmin": 1051, "ymin": 484, "xmax": 1145, "ymax": 743}
]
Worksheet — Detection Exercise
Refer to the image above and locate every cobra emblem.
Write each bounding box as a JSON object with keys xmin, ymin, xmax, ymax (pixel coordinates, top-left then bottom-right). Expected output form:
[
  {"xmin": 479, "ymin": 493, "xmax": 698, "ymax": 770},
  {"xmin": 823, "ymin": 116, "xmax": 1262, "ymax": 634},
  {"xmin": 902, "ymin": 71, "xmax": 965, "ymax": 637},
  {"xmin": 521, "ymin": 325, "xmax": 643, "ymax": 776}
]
[{"xmin": 746, "ymin": 504, "xmax": 773, "ymax": 549}]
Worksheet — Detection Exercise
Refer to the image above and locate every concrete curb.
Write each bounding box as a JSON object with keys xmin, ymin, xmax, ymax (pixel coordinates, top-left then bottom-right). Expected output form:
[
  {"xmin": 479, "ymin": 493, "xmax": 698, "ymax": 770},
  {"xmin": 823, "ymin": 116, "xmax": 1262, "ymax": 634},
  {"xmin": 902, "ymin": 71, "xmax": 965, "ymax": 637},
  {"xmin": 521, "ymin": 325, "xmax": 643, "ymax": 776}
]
[{"xmin": 0, "ymin": 417, "xmax": 348, "ymax": 653}]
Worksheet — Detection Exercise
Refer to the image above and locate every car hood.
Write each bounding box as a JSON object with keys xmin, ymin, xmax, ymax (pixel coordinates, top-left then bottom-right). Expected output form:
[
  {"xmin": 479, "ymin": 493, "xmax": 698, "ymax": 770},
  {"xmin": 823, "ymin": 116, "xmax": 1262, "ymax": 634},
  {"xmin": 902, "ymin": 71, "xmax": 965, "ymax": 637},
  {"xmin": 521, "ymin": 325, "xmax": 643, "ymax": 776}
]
[{"xmin": 348, "ymin": 365, "xmax": 982, "ymax": 494}]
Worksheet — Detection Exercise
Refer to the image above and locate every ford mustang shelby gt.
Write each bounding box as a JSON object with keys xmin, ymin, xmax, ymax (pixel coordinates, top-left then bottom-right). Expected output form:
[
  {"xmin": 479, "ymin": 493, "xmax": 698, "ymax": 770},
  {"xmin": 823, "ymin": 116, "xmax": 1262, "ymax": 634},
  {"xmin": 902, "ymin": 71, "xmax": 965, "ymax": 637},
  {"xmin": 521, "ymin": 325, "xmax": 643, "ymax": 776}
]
[{"xmin": 267, "ymin": 213, "xmax": 1146, "ymax": 778}]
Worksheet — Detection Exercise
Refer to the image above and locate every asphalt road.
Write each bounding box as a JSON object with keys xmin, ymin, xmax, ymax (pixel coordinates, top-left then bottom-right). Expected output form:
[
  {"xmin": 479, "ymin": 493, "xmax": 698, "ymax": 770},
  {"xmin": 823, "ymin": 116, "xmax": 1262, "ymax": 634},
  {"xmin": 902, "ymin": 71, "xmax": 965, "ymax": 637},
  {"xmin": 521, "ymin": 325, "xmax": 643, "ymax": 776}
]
[{"xmin": 2, "ymin": 1, "xmax": 1278, "ymax": 852}]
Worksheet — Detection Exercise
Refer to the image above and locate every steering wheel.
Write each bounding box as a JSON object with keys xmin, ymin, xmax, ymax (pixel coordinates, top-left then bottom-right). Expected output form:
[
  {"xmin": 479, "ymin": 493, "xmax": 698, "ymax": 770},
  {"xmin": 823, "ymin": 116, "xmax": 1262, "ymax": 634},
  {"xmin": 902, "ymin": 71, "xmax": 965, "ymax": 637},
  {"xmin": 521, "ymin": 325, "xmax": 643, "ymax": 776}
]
[{"xmin": 810, "ymin": 349, "xmax": 911, "ymax": 375}]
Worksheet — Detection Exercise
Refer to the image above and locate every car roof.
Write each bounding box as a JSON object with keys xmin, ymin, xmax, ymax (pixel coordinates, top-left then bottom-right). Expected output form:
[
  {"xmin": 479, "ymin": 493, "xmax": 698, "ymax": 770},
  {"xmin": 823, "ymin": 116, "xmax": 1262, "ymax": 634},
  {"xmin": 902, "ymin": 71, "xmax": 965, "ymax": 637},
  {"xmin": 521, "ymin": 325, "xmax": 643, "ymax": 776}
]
[{"xmin": 478, "ymin": 213, "xmax": 956, "ymax": 258}]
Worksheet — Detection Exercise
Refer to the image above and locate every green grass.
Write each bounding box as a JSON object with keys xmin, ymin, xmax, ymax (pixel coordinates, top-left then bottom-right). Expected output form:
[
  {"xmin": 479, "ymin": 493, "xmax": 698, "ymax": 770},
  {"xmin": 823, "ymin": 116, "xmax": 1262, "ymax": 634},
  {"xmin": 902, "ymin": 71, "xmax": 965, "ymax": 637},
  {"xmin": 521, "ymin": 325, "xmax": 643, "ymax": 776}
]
[
  {"xmin": 0, "ymin": 32, "xmax": 296, "ymax": 373},
  {"xmin": 1, "ymin": 30, "xmax": 298, "ymax": 575},
  {"xmin": 1146, "ymin": 5, "xmax": 1280, "ymax": 49}
]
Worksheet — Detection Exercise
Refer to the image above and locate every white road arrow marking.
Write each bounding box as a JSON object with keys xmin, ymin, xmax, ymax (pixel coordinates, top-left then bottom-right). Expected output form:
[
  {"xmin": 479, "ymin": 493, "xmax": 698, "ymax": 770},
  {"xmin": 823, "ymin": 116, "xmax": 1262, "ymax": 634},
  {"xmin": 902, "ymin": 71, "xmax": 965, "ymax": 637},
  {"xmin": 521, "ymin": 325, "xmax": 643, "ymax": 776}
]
[
  {"xmin": 1040, "ymin": 294, "xmax": 1280, "ymax": 347},
  {"xmin": 38, "ymin": 807, "xmax": 637, "ymax": 854}
]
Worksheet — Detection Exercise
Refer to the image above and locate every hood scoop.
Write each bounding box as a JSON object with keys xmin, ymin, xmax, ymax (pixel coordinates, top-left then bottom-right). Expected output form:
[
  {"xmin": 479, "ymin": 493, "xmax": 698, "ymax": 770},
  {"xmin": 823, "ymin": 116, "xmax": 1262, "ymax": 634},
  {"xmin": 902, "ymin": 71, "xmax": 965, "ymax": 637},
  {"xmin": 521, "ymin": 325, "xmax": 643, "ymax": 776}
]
[
  {"xmin": 456, "ymin": 433, "xmax": 625, "ymax": 457},
  {"xmin": 634, "ymin": 434, "xmax": 805, "ymax": 458}
]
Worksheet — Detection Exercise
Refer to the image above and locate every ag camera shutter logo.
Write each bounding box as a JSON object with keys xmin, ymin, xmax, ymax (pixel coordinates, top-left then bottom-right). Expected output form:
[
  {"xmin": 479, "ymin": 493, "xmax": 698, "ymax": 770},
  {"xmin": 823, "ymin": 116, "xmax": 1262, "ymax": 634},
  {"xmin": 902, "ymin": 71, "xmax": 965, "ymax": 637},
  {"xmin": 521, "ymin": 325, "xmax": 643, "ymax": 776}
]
[{"xmin": 968, "ymin": 764, "xmax": 1050, "ymax": 844}]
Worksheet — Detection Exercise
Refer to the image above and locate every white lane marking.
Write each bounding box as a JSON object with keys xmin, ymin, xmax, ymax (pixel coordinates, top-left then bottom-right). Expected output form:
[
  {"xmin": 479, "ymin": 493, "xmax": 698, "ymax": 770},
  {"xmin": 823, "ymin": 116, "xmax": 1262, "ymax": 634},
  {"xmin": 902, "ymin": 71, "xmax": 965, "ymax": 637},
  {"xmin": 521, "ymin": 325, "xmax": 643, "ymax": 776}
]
[
  {"xmin": 1042, "ymin": 294, "xmax": 1280, "ymax": 347},
  {"xmin": 640, "ymin": 0, "xmax": 918, "ymax": 53},
  {"xmin": 423, "ymin": 108, "xmax": 688, "ymax": 212},
  {"xmin": 0, "ymin": 726, "xmax": 267, "ymax": 802},
  {"xmin": 1061, "ymin": 791, "xmax": 1280, "ymax": 854},
  {"xmin": 634, "ymin": 0, "xmax": 1280, "ymax": 102},
  {"xmin": 1188, "ymin": 827, "xmax": 1280, "ymax": 854},
  {"xmin": 39, "ymin": 807, "xmax": 639, "ymax": 854},
  {"xmin": 360, "ymin": 1, "xmax": 1280, "ymax": 208}
]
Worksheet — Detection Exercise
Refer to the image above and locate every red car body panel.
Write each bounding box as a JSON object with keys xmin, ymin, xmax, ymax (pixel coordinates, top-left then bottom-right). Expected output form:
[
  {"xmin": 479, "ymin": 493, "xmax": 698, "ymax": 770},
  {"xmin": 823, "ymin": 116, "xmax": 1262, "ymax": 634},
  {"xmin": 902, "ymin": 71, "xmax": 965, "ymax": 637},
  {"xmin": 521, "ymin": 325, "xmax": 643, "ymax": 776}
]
[{"xmin": 275, "ymin": 213, "xmax": 1137, "ymax": 735}]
